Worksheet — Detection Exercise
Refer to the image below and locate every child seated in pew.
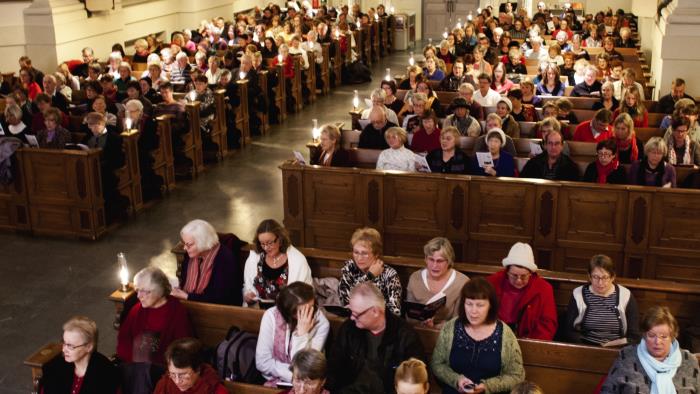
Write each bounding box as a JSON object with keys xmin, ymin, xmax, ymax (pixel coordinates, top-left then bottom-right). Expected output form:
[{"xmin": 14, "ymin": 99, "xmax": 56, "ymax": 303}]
[
  {"xmin": 394, "ymin": 358, "xmax": 430, "ymax": 394},
  {"xmin": 613, "ymin": 85, "xmax": 648, "ymax": 127},
  {"xmin": 154, "ymin": 337, "xmax": 227, "ymax": 394}
]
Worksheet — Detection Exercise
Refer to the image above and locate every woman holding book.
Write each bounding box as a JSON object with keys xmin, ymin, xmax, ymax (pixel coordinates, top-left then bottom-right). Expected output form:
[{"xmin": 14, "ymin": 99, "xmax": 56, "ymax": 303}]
[
  {"xmin": 406, "ymin": 237, "xmax": 469, "ymax": 328},
  {"xmin": 564, "ymin": 255, "xmax": 640, "ymax": 346}
]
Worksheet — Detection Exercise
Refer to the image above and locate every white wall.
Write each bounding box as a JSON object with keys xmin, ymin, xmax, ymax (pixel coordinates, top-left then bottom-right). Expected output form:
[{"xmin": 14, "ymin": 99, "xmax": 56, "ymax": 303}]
[{"xmin": 0, "ymin": 0, "xmax": 264, "ymax": 73}]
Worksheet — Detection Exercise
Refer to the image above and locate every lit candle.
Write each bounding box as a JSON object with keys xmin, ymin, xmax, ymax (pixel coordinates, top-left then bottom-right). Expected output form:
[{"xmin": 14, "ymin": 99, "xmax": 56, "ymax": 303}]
[
  {"xmin": 428, "ymin": 38, "xmax": 433, "ymax": 47},
  {"xmin": 468, "ymin": 12, "xmax": 473, "ymax": 21},
  {"xmin": 442, "ymin": 28, "xmax": 448, "ymax": 39},
  {"xmin": 389, "ymin": 6, "xmax": 394, "ymax": 14},
  {"xmin": 311, "ymin": 118, "xmax": 320, "ymax": 141},
  {"xmin": 374, "ymin": 14, "xmax": 379, "ymax": 22},
  {"xmin": 125, "ymin": 117, "xmax": 132, "ymax": 131},
  {"xmin": 253, "ymin": 31, "xmax": 259, "ymax": 43},
  {"xmin": 335, "ymin": 29, "xmax": 341, "ymax": 39},
  {"xmin": 352, "ymin": 90, "xmax": 359, "ymax": 110},
  {"xmin": 188, "ymin": 91, "xmax": 197, "ymax": 102},
  {"xmin": 384, "ymin": 68, "xmax": 391, "ymax": 81},
  {"xmin": 117, "ymin": 252, "xmax": 129, "ymax": 292},
  {"xmin": 477, "ymin": 7, "xmax": 481, "ymax": 14},
  {"xmin": 239, "ymin": 71, "xmax": 246, "ymax": 80},
  {"xmin": 408, "ymin": 51, "xmax": 415, "ymax": 66},
  {"xmin": 277, "ymin": 53, "xmax": 283, "ymax": 63},
  {"xmin": 456, "ymin": 18, "xmax": 462, "ymax": 29}
]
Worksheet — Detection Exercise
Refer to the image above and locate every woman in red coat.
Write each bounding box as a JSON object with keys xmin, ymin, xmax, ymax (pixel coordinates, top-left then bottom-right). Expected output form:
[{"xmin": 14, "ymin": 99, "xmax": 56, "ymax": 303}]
[{"xmin": 487, "ymin": 242, "xmax": 558, "ymax": 340}]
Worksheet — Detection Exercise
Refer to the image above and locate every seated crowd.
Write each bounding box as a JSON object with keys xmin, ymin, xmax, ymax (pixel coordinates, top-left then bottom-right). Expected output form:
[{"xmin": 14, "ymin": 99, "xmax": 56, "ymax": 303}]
[{"xmin": 39, "ymin": 217, "xmax": 700, "ymax": 393}]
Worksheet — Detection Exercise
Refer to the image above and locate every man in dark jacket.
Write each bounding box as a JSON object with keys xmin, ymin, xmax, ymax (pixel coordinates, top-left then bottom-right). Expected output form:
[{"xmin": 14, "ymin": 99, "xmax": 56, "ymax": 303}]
[
  {"xmin": 655, "ymin": 78, "xmax": 696, "ymax": 114},
  {"xmin": 359, "ymin": 107, "xmax": 395, "ymax": 149},
  {"xmin": 439, "ymin": 59, "xmax": 475, "ymax": 92},
  {"xmin": 328, "ymin": 282, "xmax": 423, "ymax": 394},
  {"xmin": 521, "ymin": 129, "xmax": 580, "ymax": 181}
]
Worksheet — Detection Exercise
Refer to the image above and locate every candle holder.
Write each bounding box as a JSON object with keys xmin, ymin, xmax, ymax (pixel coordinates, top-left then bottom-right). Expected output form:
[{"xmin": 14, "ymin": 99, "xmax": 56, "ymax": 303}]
[{"xmin": 352, "ymin": 90, "xmax": 359, "ymax": 111}]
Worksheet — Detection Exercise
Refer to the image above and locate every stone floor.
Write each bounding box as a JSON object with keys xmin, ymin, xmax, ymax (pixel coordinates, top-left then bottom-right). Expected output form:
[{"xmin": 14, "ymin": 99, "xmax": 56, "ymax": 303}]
[{"xmin": 0, "ymin": 49, "xmax": 411, "ymax": 392}]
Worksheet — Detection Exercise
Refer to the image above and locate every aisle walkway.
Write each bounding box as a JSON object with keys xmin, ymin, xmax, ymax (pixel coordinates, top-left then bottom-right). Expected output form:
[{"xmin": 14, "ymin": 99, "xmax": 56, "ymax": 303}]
[{"xmin": 0, "ymin": 51, "xmax": 410, "ymax": 392}]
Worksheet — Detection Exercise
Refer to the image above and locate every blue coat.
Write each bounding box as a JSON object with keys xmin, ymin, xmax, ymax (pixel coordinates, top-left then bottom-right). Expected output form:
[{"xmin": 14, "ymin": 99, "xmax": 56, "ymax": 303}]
[{"xmin": 471, "ymin": 150, "xmax": 516, "ymax": 177}]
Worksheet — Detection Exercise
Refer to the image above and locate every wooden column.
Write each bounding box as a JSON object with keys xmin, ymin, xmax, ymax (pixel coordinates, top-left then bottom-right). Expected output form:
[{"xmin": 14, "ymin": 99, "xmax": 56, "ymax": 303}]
[
  {"xmin": 275, "ymin": 64, "xmax": 287, "ymax": 122},
  {"xmin": 306, "ymin": 50, "xmax": 317, "ymax": 104}
]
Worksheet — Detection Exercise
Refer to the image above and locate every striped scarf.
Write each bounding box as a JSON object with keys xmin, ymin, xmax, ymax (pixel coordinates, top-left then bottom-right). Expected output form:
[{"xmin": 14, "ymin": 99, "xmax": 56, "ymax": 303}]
[
  {"xmin": 183, "ymin": 243, "xmax": 220, "ymax": 294},
  {"xmin": 667, "ymin": 134, "xmax": 692, "ymax": 165}
]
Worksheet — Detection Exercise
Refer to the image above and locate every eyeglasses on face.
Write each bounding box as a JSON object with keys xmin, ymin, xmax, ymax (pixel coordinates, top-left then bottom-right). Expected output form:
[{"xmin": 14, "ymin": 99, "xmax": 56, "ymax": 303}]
[
  {"xmin": 352, "ymin": 249, "xmax": 371, "ymax": 258},
  {"xmin": 260, "ymin": 237, "xmax": 278, "ymax": 248},
  {"xmin": 645, "ymin": 332, "xmax": 672, "ymax": 342},
  {"xmin": 507, "ymin": 272, "xmax": 531, "ymax": 282},
  {"xmin": 597, "ymin": 151, "xmax": 614, "ymax": 158},
  {"xmin": 168, "ymin": 370, "xmax": 194, "ymax": 381},
  {"xmin": 62, "ymin": 341, "xmax": 88, "ymax": 351},
  {"xmin": 590, "ymin": 274, "xmax": 611, "ymax": 282},
  {"xmin": 350, "ymin": 306, "xmax": 373, "ymax": 319}
]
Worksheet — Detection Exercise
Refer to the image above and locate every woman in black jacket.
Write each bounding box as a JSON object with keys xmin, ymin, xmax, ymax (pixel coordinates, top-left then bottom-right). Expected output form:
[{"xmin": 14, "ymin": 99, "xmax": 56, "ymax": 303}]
[
  {"xmin": 42, "ymin": 316, "xmax": 120, "ymax": 394},
  {"xmin": 583, "ymin": 139, "xmax": 628, "ymax": 184}
]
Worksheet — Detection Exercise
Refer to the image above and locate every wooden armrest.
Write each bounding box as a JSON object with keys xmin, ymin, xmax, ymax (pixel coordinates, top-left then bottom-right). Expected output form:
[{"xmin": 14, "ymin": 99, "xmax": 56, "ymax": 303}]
[
  {"xmin": 334, "ymin": 122, "xmax": 345, "ymax": 131},
  {"xmin": 25, "ymin": 342, "xmax": 62, "ymax": 393}
]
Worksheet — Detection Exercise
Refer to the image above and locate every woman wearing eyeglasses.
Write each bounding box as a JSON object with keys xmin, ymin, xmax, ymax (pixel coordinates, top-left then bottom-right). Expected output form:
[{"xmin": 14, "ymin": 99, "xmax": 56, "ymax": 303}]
[
  {"xmin": 600, "ymin": 306, "xmax": 700, "ymax": 394},
  {"xmin": 256, "ymin": 282, "xmax": 330, "ymax": 386},
  {"xmin": 338, "ymin": 227, "xmax": 403, "ymax": 316},
  {"xmin": 486, "ymin": 242, "xmax": 558, "ymax": 340},
  {"xmin": 564, "ymin": 255, "xmax": 639, "ymax": 346},
  {"xmin": 41, "ymin": 316, "xmax": 120, "ymax": 394},
  {"xmin": 243, "ymin": 219, "xmax": 312, "ymax": 307},
  {"xmin": 154, "ymin": 338, "xmax": 227, "ymax": 394},
  {"xmin": 582, "ymin": 139, "xmax": 628, "ymax": 185}
]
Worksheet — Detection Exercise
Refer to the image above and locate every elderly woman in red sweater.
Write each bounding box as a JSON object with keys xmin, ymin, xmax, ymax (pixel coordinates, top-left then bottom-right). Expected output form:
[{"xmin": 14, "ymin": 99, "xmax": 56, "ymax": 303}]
[
  {"xmin": 487, "ymin": 242, "xmax": 558, "ymax": 340},
  {"xmin": 154, "ymin": 338, "xmax": 227, "ymax": 394}
]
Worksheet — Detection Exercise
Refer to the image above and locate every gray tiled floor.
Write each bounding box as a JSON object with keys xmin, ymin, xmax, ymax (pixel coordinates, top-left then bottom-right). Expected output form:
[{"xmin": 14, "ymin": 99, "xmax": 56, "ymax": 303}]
[{"xmin": 0, "ymin": 49, "xmax": 410, "ymax": 392}]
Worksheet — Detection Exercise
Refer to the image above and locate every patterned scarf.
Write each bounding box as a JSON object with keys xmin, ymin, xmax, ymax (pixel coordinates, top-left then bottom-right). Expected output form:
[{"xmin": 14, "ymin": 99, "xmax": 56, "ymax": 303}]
[
  {"xmin": 183, "ymin": 243, "xmax": 220, "ymax": 294},
  {"xmin": 667, "ymin": 134, "xmax": 692, "ymax": 165}
]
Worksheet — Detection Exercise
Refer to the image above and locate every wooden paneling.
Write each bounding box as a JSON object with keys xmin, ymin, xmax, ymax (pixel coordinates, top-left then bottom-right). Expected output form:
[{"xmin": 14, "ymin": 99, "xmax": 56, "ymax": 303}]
[
  {"xmin": 281, "ymin": 163, "xmax": 700, "ymax": 283},
  {"xmin": 154, "ymin": 115, "xmax": 176, "ymax": 192}
]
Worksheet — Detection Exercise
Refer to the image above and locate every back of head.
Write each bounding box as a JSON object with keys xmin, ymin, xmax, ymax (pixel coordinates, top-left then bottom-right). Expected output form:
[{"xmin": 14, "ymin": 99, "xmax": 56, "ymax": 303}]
[
  {"xmin": 510, "ymin": 381, "xmax": 544, "ymax": 394},
  {"xmin": 395, "ymin": 358, "xmax": 429, "ymax": 392},
  {"xmin": 165, "ymin": 337, "xmax": 204, "ymax": 371},
  {"xmin": 349, "ymin": 281, "xmax": 386, "ymax": 311}
]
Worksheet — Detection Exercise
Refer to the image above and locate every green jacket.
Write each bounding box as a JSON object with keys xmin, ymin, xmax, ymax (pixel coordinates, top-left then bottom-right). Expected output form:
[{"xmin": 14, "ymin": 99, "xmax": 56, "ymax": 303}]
[{"xmin": 430, "ymin": 318, "xmax": 525, "ymax": 394}]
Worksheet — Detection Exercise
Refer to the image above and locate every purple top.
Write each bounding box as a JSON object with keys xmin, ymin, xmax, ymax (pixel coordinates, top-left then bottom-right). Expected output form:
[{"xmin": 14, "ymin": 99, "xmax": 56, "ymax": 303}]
[{"xmin": 627, "ymin": 160, "xmax": 676, "ymax": 188}]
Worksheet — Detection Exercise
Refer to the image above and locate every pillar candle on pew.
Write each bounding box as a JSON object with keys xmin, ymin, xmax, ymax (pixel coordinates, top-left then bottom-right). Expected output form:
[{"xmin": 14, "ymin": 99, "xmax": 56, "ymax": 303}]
[
  {"xmin": 353, "ymin": 90, "xmax": 359, "ymax": 110},
  {"xmin": 312, "ymin": 118, "xmax": 320, "ymax": 142},
  {"xmin": 117, "ymin": 252, "xmax": 130, "ymax": 292},
  {"xmin": 409, "ymin": 51, "xmax": 415, "ymax": 66}
]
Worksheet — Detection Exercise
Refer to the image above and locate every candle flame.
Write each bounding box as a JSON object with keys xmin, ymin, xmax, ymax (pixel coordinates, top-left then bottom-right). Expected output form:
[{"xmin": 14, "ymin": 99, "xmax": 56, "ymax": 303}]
[{"xmin": 119, "ymin": 265, "xmax": 129, "ymax": 287}]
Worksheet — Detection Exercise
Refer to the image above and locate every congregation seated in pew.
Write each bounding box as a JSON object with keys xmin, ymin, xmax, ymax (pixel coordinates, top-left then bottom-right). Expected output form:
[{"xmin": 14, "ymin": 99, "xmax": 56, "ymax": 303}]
[
  {"xmin": 117, "ymin": 267, "xmax": 193, "ymax": 392},
  {"xmin": 243, "ymin": 219, "xmax": 312, "ymax": 307},
  {"xmin": 564, "ymin": 254, "xmax": 640, "ymax": 346},
  {"xmin": 35, "ymin": 107, "xmax": 70, "ymax": 149},
  {"xmin": 426, "ymin": 126, "xmax": 470, "ymax": 174},
  {"xmin": 380, "ymin": 79, "xmax": 405, "ymax": 115},
  {"xmin": 431, "ymin": 277, "xmax": 526, "ymax": 394},
  {"xmin": 611, "ymin": 112, "xmax": 644, "ymax": 164},
  {"xmin": 376, "ymin": 126, "xmax": 416, "ymax": 172},
  {"xmin": 328, "ymin": 282, "xmax": 422, "ymax": 394},
  {"xmin": 628, "ymin": 137, "xmax": 676, "ymax": 188},
  {"xmin": 256, "ymin": 282, "xmax": 329, "ymax": 386},
  {"xmin": 488, "ymin": 242, "xmax": 558, "ymax": 340},
  {"xmin": 521, "ymin": 129, "xmax": 580, "ymax": 181},
  {"xmin": 41, "ymin": 316, "xmax": 120, "ymax": 394},
  {"xmin": 339, "ymin": 227, "xmax": 403, "ymax": 316},
  {"xmin": 360, "ymin": 88, "xmax": 399, "ymax": 125},
  {"xmin": 600, "ymin": 306, "xmax": 700, "ymax": 394},
  {"xmin": 406, "ymin": 237, "xmax": 469, "ymax": 328},
  {"xmin": 154, "ymin": 337, "xmax": 227, "ymax": 394},
  {"xmin": 173, "ymin": 219, "xmax": 243, "ymax": 306},
  {"xmin": 411, "ymin": 110, "xmax": 441, "ymax": 153},
  {"xmin": 471, "ymin": 128, "xmax": 516, "ymax": 177},
  {"xmin": 583, "ymin": 139, "xmax": 628, "ymax": 184},
  {"xmin": 573, "ymin": 108, "xmax": 613, "ymax": 142},
  {"xmin": 2, "ymin": 104, "xmax": 31, "ymax": 143}
]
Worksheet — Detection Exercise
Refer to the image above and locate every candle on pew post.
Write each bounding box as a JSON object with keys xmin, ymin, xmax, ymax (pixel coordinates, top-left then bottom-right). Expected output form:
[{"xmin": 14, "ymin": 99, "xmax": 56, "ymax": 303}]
[
  {"xmin": 352, "ymin": 90, "xmax": 359, "ymax": 111},
  {"xmin": 456, "ymin": 18, "xmax": 462, "ymax": 29},
  {"xmin": 408, "ymin": 51, "xmax": 415, "ymax": 66},
  {"xmin": 442, "ymin": 28, "xmax": 448, "ymax": 39},
  {"xmin": 385, "ymin": 68, "xmax": 391, "ymax": 81},
  {"xmin": 428, "ymin": 38, "xmax": 433, "ymax": 47},
  {"xmin": 124, "ymin": 117, "xmax": 132, "ymax": 132},
  {"xmin": 468, "ymin": 12, "xmax": 473, "ymax": 22},
  {"xmin": 311, "ymin": 118, "xmax": 320, "ymax": 143},
  {"xmin": 117, "ymin": 252, "xmax": 130, "ymax": 292}
]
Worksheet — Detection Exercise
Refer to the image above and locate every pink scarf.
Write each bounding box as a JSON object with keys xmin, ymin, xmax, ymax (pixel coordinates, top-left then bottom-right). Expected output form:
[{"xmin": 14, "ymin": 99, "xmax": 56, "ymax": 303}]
[
  {"xmin": 183, "ymin": 243, "xmax": 220, "ymax": 294},
  {"xmin": 264, "ymin": 309, "xmax": 292, "ymax": 387}
]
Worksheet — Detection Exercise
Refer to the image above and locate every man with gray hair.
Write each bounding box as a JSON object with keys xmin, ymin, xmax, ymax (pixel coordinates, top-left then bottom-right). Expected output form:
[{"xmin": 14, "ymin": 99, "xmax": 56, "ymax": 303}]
[
  {"xmin": 41, "ymin": 74, "xmax": 69, "ymax": 113},
  {"xmin": 359, "ymin": 106, "xmax": 396, "ymax": 149},
  {"xmin": 74, "ymin": 47, "xmax": 97, "ymax": 78},
  {"xmin": 361, "ymin": 88, "xmax": 399, "ymax": 125},
  {"xmin": 328, "ymin": 282, "xmax": 422, "ymax": 394}
]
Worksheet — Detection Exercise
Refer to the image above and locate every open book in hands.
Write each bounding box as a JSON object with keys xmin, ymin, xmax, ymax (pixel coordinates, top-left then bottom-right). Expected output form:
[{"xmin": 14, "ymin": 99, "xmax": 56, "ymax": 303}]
[
  {"xmin": 601, "ymin": 337, "xmax": 628, "ymax": 348},
  {"xmin": 404, "ymin": 292, "xmax": 447, "ymax": 321}
]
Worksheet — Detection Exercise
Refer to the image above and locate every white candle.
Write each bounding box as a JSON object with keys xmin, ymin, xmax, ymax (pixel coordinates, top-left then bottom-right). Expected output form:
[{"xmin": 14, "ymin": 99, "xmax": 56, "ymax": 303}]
[
  {"xmin": 239, "ymin": 71, "xmax": 246, "ymax": 80},
  {"xmin": 385, "ymin": 68, "xmax": 391, "ymax": 81},
  {"xmin": 352, "ymin": 90, "xmax": 359, "ymax": 110},
  {"xmin": 277, "ymin": 54, "xmax": 284, "ymax": 63},
  {"xmin": 125, "ymin": 117, "xmax": 132, "ymax": 130},
  {"xmin": 311, "ymin": 118, "xmax": 320, "ymax": 140}
]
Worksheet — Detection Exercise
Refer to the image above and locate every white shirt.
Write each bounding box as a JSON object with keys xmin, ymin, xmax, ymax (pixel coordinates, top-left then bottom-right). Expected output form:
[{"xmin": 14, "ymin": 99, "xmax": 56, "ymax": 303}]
[
  {"xmin": 612, "ymin": 80, "xmax": 645, "ymax": 101},
  {"xmin": 525, "ymin": 47, "xmax": 549, "ymax": 61},
  {"xmin": 255, "ymin": 306, "xmax": 330, "ymax": 383},
  {"xmin": 361, "ymin": 107, "xmax": 399, "ymax": 126},
  {"xmin": 289, "ymin": 47, "xmax": 309, "ymax": 70},
  {"xmin": 473, "ymin": 88, "xmax": 502, "ymax": 107},
  {"xmin": 243, "ymin": 245, "xmax": 313, "ymax": 302},
  {"xmin": 376, "ymin": 146, "xmax": 417, "ymax": 172}
]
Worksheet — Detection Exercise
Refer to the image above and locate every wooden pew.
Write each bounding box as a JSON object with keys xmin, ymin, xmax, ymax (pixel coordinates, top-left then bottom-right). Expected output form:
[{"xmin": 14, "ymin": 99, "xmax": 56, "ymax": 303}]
[
  {"xmin": 379, "ymin": 17, "xmax": 389, "ymax": 56},
  {"xmin": 331, "ymin": 39, "xmax": 343, "ymax": 88},
  {"xmin": 257, "ymin": 70, "xmax": 271, "ymax": 134},
  {"xmin": 280, "ymin": 163, "xmax": 700, "ymax": 283},
  {"xmin": 117, "ymin": 130, "xmax": 144, "ymax": 215},
  {"xmin": 361, "ymin": 25, "xmax": 372, "ymax": 66},
  {"xmin": 153, "ymin": 115, "xmax": 176, "ymax": 192},
  {"xmin": 272, "ymin": 63, "xmax": 287, "ymax": 123},
  {"xmin": 183, "ymin": 102, "xmax": 205, "ymax": 178},
  {"xmin": 234, "ymin": 79, "xmax": 251, "ymax": 147},
  {"xmin": 320, "ymin": 43, "xmax": 331, "ymax": 95},
  {"xmin": 20, "ymin": 148, "xmax": 107, "ymax": 239},
  {"xmin": 291, "ymin": 55, "xmax": 303, "ymax": 112},
  {"xmin": 352, "ymin": 30, "xmax": 362, "ymax": 66},
  {"xmin": 305, "ymin": 50, "xmax": 317, "ymax": 104},
  {"xmin": 98, "ymin": 298, "xmax": 630, "ymax": 394},
  {"xmin": 371, "ymin": 20, "xmax": 380, "ymax": 62},
  {"xmin": 0, "ymin": 148, "xmax": 31, "ymax": 233}
]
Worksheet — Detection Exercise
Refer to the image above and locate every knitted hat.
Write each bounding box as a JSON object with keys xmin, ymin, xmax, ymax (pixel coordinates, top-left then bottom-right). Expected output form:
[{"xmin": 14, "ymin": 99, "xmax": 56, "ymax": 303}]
[
  {"xmin": 497, "ymin": 97, "xmax": 513, "ymax": 112},
  {"xmin": 449, "ymin": 97, "xmax": 470, "ymax": 111},
  {"xmin": 485, "ymin": 128, "xmax": 507, "ymax": 146},
  {"xmin": 502, "ymin": 242, "xmax": 537, "ymax": 272}
]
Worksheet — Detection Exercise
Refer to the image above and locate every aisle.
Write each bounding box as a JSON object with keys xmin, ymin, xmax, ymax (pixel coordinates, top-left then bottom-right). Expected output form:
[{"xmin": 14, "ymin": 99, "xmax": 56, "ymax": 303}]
[{"xmin": 0, "ymin": 50, "xmax": 410, "ymax": 392}]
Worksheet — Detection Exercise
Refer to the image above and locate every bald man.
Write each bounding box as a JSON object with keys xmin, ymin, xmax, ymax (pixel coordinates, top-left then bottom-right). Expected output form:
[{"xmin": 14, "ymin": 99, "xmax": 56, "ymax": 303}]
[{"xmin": 359, "ymin": 107, "xmax": 396, "ymax": 149}]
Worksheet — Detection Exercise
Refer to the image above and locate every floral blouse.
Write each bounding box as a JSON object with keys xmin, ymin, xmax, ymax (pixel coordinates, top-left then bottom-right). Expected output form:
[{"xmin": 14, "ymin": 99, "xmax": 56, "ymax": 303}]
[
  {"xmin": 338, "ymin": 259, "xmax": 403, "ymax": 315},
  {"xmin": 253, "ymin": 252, "xmax": 289, "ymax": 301}
]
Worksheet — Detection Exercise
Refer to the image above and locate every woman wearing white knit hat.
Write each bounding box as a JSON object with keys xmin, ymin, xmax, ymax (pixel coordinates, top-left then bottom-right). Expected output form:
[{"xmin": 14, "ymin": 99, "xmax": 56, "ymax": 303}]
[{"xmin": 486, "ymin": 242, "xmax": 558, "ymax": 340}]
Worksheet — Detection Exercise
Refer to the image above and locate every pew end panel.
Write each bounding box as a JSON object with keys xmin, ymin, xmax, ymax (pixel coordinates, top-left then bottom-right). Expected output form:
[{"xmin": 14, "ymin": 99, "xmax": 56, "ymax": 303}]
[
  {"xmin": 21, "ymin": 148, "xmax": 107, "ymax": 239},
  {"xmin": 282, "ymin": 162, "xmax": 306, "ymax": 246},
  {"xmin": 0, "ymin": 150, "xmax": 31, "ymax": 233},
  {"xmin": 24, "ymin": 342, "xmax": 62, "ymax": 394},
  {"xmin": 117, "ymin": 130, "xmax": 144, "ymax": 215},
  {"xmin": 183, "ymin": 102, "xmax": 205, "ymax": 178},
  {"xmin": 154, "ymin": 115, "xmax": 176, "ymax": 192}
]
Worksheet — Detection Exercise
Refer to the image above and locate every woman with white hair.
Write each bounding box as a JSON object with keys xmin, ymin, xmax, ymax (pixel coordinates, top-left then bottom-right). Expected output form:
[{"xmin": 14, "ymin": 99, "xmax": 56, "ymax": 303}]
[
  {"xmin": 171, "ymin": 219, "xmax": 243, "ymax": 305},
  {"xmin": 41, "ymin": 316, "xmax": 120, "ymax": 393},
  {"xmin": 117, "ymin": 266, "xmax": 193, "ymax": 366}
]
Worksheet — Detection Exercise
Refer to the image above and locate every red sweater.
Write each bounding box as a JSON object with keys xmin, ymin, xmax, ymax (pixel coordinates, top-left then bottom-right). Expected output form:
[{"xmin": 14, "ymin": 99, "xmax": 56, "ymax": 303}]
[
  {"xmin": 117, "ymin": 296, "xmax": 193, "ymax": 365},
  {"xmin": 272, "ymin": 55, "xmax": 295, "ymax": 79},
  {"xmin": 154, "ymin": 364, "xmax": 227, "ymax": 394},
  {"xmin": 487, "ymin": 269, "xmax": 558, "ymax": 340},
  {"xmin": 410, "ymin": 127, "xmax": 441, "ymax": 153},
  {"xmin": 573, "ymin": 120, "xmax": 613, "ymax": 143}
]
